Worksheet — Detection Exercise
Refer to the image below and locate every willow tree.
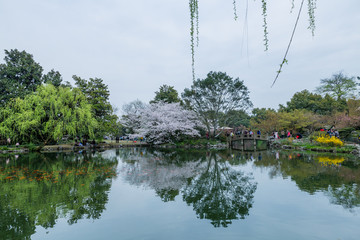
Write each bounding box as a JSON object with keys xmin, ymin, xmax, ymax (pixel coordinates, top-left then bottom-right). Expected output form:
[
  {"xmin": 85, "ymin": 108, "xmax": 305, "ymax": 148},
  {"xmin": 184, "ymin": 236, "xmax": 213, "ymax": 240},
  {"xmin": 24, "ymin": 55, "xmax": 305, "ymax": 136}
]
[
  {"xmin": 188, "ymin": 0, "xmax": 317, "ymax": 85},
  {"xmin": 0, "ymin": 84, "xmax": 97, "ymax": 145}
]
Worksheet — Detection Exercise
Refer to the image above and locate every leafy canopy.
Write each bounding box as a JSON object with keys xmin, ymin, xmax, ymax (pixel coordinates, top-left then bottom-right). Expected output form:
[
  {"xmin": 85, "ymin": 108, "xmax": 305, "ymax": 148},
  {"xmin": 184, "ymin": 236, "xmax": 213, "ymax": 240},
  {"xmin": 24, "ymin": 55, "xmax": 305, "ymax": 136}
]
[
  {"xmin": 0, "ymin": 84, "xmax": 97, "ymax": 144},
  {"xmin": 150, "ymin": 84, "xmax": 181, "ymax": 104},
  {"xmin": 73, "ymin": 75, "xmax": 117, "ymax": 138},
  {"xmin": 182, "ymin": 71, "xmax": 252, "ymax": 135},
  {"xmin": 316, "ymin": 72, "xmax": 357, "ymax": 101},
  {"xmin": 0, "ymin": 49, "xmax": 43, "ymax": 106}
]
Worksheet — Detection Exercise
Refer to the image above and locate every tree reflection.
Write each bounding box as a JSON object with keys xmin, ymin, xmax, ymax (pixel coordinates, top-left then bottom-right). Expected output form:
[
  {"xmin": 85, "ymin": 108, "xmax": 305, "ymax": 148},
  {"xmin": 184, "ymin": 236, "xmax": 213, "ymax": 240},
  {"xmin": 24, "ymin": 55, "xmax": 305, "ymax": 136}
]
[
  {"xmin": 251, "ymin": 151, "xmax": 360, "ymax": 212},
  {"xmin": 182, "ymin": 152, "xmax": 257, "ymax": 227},
  {"xmin": 119, "ymin": 148, "xmax": 257, "ymax": 227},
  {"xmin": 0, "ymin": 151, "xmax": 118, "ymax": 239}
]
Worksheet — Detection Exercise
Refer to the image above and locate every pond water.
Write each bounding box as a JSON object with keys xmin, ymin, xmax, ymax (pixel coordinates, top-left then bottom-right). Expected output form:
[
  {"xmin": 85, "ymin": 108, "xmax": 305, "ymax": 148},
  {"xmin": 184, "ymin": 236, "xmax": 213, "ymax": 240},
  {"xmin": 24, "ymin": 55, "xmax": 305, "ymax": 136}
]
[{"xmin": 0, "ymin": 148, "xmax": 360, "ymax": 240}]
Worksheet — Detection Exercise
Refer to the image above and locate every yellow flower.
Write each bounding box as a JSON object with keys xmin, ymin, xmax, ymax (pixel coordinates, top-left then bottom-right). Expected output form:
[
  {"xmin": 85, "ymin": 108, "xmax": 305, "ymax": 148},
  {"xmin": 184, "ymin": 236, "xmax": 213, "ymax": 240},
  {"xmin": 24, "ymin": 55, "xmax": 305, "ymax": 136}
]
[{"xmin": 315, "ymin": 135, "xmax": 343, "ymax": 147}]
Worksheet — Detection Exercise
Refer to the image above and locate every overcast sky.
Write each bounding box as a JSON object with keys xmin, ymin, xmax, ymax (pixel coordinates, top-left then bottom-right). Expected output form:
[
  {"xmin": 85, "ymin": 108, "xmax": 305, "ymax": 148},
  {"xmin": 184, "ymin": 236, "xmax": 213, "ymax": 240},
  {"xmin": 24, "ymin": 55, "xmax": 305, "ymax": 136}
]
[{"xmin": 1, "ymin": 0, "xmax": 359, "ymax": 113}]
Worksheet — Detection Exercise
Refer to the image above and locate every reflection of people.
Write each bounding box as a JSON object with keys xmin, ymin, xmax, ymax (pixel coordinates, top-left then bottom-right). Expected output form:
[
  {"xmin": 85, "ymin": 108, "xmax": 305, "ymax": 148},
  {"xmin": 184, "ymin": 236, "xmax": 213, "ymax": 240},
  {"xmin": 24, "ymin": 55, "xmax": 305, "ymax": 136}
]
[{"xmin": 7, "ymin": 138, "xmax": 11, "ymax": 145}]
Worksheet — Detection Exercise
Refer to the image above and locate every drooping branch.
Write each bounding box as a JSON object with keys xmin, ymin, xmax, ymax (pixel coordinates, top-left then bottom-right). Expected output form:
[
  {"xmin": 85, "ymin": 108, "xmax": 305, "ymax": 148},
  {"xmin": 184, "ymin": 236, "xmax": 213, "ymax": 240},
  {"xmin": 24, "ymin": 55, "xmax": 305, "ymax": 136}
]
[{"xmin": 271, "ymin": 0, "xmax": 305, "ymax": 87}]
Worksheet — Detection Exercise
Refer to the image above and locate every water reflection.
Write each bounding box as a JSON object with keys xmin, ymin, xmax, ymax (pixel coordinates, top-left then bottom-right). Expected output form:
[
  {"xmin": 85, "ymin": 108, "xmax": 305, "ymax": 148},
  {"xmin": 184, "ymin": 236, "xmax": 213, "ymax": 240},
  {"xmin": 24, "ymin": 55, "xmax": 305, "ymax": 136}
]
[
  {"xmin": 119, "ymin": 148, "xmax": 257, "ymax": 227},
  {"xmin": 0, "ymin": 151, "xmax": 118, "ymax": 240},
  {"xmin": 1, "ymin": 148, "xmax": 360, "ymax": 239},
  {"xmin": 251, "ymin": 151, "xmax": 360, "ymax": 211},
  {"xmin": 120, "ymin": 148, "xmax": 360, "ymax": 218}
]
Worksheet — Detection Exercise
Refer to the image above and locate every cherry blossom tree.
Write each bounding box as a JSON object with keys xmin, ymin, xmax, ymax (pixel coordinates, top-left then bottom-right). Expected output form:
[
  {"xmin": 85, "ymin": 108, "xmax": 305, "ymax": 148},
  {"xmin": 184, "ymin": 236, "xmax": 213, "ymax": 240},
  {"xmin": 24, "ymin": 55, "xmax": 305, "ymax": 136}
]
[{"xmin": 123, "ymin": 102, "xmax": 203, "ymax": 144}]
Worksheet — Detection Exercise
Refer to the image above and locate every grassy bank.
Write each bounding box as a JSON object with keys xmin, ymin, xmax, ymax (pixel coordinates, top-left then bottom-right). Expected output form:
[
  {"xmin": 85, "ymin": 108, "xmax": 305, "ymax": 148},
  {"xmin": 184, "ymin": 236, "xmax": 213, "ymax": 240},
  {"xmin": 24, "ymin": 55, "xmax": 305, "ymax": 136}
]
[{"xmin": 274, "ymin": 138, "xmax": 359, "ymax": 154}]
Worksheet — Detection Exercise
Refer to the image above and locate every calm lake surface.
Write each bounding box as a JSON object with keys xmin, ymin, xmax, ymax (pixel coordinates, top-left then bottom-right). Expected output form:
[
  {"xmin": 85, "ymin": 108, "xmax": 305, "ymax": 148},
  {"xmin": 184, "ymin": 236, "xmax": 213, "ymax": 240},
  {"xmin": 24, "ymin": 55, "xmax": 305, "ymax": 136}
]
[{"xmin": 1, "ymin": 148, "xmax": 360, "ymax": 240}]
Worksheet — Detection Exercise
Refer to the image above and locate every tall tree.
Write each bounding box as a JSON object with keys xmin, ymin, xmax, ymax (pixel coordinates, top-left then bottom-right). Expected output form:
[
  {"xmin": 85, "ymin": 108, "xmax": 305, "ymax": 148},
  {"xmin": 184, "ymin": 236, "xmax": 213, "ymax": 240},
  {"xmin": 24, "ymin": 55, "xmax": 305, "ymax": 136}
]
[
  {"xmin": 182, "ymin": 71, "xmax": 252, "ymax": 135},
  {"xmin": 0, "ymin": 84, "xmax": 97, "ymax": 145},
  {"xmin": 0, "ymin": 49, "xmax": 43, "ymax": 106},
  {"xmin": 150, "ymin": 84, "xmax": 181, "ymax": 104},
  {"xmin": 73, "ymin": 75, "xmax": 117, "ymax": 138},
  {"xmin": 316, "ymin": 72, "xmax": 357, "ymax": 101}
]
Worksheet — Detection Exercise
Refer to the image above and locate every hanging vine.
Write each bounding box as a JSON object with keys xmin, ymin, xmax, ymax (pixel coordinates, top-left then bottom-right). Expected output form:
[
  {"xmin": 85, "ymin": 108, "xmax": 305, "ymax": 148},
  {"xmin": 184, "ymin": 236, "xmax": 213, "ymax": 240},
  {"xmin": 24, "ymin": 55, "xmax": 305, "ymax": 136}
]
[
  {"xmin": 188, "ymin": 0, "xmax": 317, "ymax": 84},
  {"xmin": 189, "ymin": 0, "xmax": 199, "ymax": 80},
  {"xmin": 261, "ymin": 0, "xmax": 269, "ymax": 51}
]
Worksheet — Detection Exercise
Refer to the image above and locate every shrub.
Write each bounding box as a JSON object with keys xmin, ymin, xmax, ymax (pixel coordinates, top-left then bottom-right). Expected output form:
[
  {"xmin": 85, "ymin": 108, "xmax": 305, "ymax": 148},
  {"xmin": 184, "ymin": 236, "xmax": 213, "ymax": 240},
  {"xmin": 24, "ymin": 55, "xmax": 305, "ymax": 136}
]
[{"xmin": 315, "ymin": 135, "xmax": 344, "ymax": 147}]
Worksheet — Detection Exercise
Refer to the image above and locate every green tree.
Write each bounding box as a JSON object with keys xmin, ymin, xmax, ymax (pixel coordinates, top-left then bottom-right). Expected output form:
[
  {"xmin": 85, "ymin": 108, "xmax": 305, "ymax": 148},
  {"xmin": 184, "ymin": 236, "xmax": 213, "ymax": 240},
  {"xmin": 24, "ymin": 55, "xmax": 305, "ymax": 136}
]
[
  {"xmin": 0, "ymin": 84, "xmax": 97, "ymax": 145},
  {"xmin": 250, "ymin": 109, "xmax": 281, "ymax": 133},
  {"xmin": 279, "ymin": 89, "xmax": 345, "ymax": 115},
  {"xmin": 277, "ymin": 109, "xmax": 318, "ymax": 133},
  {"xmin": 220, "ymin": 110, "xmax": 251, "ymax": 128},
  {"xmin": 150, "ymin": 84, "xmax": 181, "ymax": 104},
  {"xmin": 42, "ymin": 69, "xmax": 63, "ymax": 87},
  {"xmin": 251, "ymin": 108, "xmax": 276, "ymax": 125},
  {"xmin": 182, "ymin": 71, "xmax": 252, "ymax": 136},
  {"xmin": 0, "ymin": 49, "xmax": 44, "ymax": 106},
  {"xmin": 316, "ymin": 72, "xmax": 357, "ymax": 101},
  {"xmin": 73, "ymin": 75, "xmax": 117, "ymax": 139}
]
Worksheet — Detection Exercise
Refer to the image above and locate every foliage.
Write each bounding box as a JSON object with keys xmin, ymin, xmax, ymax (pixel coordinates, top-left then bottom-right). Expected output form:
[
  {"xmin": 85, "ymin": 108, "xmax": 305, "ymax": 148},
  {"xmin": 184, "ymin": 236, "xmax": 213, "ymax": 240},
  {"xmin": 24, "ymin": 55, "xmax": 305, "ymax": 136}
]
[
  {"xmin": 124, "ymin": 102, "xmax": 202, "ymax": 144},
  {"xmin": 316, "ymin": 72, "xmax": 357, "ymax": 101},
  {"xmin": 0, "ymin": 84, "xmax": 97, "ymax": 144},
  {"xmin": 182, "ymin": 71, "xmax": 252, "ymax": 135},
  {"xmin": 219, "ymin": 109, "xmax": 251, "ymax": 128},
  {"xmin": 42, "ymin": 69, "xmax": 63, "ymax": 87},
  {"xmin": 279, "ymin": 89, "xmax": 346, "ymax": 115},
  {"xmin": 150, "ymin": 84, "xmax": 182, "ymax": 104},
  {"xmin": 315, "ymin": 135, "xmax": 344, "ymax": 147},
  {"xmin": 0, "ymin": 49, "xmax": 43, "ymax": 106},
  {"xmin": 251, "ymin": 109, "xmax": 321, "ymax": 134},
  {"xmin": 73, "ymin": 75, "xmax": 118, "ymax": 138}
]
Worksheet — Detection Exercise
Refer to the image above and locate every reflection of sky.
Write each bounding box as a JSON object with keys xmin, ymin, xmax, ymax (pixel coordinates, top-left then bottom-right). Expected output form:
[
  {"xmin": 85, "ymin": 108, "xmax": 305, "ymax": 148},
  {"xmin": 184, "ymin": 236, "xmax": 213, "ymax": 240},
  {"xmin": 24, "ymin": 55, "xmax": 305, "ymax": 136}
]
[{"xmin": 32, "ymin": 149, "xmax": 360, "ymax": 240}]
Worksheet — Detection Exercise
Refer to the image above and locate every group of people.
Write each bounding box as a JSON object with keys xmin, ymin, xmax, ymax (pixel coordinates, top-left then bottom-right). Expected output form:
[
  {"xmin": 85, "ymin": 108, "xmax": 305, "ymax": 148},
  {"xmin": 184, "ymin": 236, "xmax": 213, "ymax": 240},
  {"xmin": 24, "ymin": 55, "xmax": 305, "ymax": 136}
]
[
  {"xmin": 320, "ymin": 128, "xmax": 340, "ymax": 138},
  {"xmin": 224, "ymin": 128, "xmax": 261, "ymax": 138},
  {"xmin": 273, "ymin": 130, "xmax": 293, "ymax": 139},
  {"xmin": 272, "ymin": 130, "xmax": 303, "ymax": 139}
]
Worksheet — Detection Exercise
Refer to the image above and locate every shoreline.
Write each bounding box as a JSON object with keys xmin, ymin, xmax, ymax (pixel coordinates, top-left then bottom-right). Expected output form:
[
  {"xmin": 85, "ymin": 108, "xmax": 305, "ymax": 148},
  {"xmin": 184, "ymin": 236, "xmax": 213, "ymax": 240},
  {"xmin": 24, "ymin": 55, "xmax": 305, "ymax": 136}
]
[
  {"xmin": 1, "ymin": 140, "xmax": 359, "ymax": 156},
  {"xmin": 0, "ymin": 141, "xmax": 150, "ymax": 154}
]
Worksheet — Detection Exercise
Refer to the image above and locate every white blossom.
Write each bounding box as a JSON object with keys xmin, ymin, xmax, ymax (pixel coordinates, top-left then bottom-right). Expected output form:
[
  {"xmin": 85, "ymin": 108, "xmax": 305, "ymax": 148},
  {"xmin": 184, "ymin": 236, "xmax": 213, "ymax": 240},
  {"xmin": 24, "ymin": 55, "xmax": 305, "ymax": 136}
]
[{"xmin": 123, "ymin": 102, "xmax": 202, "ymax": 144}]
